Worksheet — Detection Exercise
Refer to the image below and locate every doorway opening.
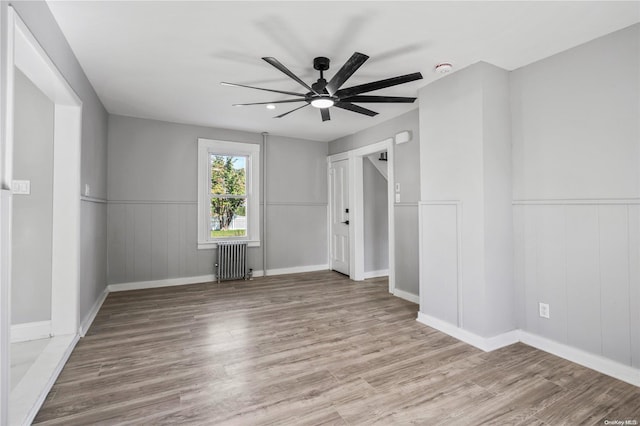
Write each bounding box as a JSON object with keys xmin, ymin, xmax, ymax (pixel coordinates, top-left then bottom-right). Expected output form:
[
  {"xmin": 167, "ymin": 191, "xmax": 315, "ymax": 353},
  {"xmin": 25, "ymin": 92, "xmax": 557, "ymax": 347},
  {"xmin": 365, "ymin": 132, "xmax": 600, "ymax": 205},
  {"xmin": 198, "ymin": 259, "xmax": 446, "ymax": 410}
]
[
  {"xmin": 1, "ymin": 8, "xmax": 82, "ymax": 425},
  {"xmin": 327, "ymin": 138, "xmax": 395, "ymax": 294},
  {"xmin": 362, "ymin": 149, "xmax": 389, "ymax": 280}
]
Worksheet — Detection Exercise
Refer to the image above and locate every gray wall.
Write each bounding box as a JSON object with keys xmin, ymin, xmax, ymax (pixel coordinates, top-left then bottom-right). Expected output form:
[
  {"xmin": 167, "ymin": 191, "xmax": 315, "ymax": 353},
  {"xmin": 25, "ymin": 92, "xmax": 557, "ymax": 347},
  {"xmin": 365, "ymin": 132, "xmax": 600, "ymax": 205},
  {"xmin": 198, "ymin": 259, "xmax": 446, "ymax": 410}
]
[
  {"xmin": 107, "ymin": 115, "xmax": 328, "ymax": 284},
  {"xmin": 11, "ymin": 70, "xmax": 54, "ymax": 324},
  {"xmin": 363, "ymin": 158, "xmax": 388, "ymax": 273},
  {"xmin": 329, "ymin": 109, "xmax": 420, "ymax": 296},
  {"xmin": 511, "ymin": 24, "xmax": 640, "ymax": 367},
  {"xmin": 6, "ymin": 1, "xmax": 109, "ymax": 326}
]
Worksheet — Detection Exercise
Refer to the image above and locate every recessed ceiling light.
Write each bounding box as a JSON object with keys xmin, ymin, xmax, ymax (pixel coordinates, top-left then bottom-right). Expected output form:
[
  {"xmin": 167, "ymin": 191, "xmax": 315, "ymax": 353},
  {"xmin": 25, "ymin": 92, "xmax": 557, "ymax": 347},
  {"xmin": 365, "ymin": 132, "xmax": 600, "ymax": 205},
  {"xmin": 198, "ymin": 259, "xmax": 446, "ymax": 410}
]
[
  {"xmin": 310, "ymin": 98, "xmax": 334, "ymax": 109},
  {"xmin": 266, "ymin": 104, "xmax": 276, "ymax": 110},
  {"xmin": 435, "ymin": 63, "xmax": 453, "ymax": 73}
]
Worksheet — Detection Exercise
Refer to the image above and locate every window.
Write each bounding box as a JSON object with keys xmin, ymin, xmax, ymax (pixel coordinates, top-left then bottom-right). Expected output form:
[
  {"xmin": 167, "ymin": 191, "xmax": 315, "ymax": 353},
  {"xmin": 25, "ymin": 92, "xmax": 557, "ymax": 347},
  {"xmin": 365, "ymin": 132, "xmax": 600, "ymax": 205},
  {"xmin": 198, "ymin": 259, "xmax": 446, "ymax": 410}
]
[{"xmin": 197, "ymin": 139, "xmax": 260, "ymax": 249}]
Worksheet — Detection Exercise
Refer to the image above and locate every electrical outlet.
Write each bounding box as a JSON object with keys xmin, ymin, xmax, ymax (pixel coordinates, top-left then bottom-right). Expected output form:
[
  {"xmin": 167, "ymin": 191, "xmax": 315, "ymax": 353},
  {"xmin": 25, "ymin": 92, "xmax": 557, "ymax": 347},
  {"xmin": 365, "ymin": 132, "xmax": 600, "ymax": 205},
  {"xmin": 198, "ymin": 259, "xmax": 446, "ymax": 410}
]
[{"xmin": 539, "ymin": 302, "xmax": 550, "ymax": 319}]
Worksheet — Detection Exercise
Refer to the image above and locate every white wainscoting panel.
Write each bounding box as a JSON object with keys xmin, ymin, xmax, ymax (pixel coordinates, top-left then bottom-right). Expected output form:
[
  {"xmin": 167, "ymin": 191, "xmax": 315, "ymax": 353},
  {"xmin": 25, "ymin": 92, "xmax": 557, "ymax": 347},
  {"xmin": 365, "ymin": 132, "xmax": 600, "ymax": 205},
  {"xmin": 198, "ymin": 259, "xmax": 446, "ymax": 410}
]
[
  {"xmin": 108, "ymin": 201, "xmax": 329, "ymax": 286},
  {"xmin": 630, "ymin": 205, "xmax": 640, "ymax": 368},
  {"xmin": 514, "ymin": 201, "xmax": 640, "ymax": 369},
  {"xmin": 265, "ymin": 203, "xmax": 328, "ymax": 271},
  {"xmin": 107, "ymin": 202, "xmax": 216, "ymax": 285},
  {"xmin": 79, "ymin": 199, "xmax": 108, "ymax": 336},
  {"xmin": 418, "ymin": 202, "xmax": 459, "ymax": 326}
]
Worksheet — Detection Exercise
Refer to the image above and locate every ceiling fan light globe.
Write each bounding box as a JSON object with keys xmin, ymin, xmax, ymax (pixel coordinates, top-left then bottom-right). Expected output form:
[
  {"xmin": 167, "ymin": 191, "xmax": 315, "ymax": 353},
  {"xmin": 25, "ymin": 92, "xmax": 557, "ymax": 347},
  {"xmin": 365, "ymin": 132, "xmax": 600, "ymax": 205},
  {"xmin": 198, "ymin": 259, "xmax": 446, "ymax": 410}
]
[{"xmin": 311, "ymin": 98, "xmax": 335, "ymax": 109}]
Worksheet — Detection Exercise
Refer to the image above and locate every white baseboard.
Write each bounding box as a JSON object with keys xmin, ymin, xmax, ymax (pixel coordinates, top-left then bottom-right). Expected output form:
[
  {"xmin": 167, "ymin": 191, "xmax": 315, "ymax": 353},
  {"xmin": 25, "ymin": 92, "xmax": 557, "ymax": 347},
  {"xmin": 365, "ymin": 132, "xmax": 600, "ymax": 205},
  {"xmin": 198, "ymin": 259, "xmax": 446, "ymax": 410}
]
[
  {"xmin": 519, "ymin": 331, "xmax": 640, "ymax": 387},
  {"xmin": 393, "ymin": 288, "xmax": 419, "ymax": 304},
  {"xmin": 363, "ymin": 269, "xmax": 389, "ymax": 279},
  {"xmin": 416, "ymin": 312, "xmax": 519, "ymax": 352},
  {"xmin": 79, "ymin": 287, "xmax": 109, "ymax": 337},
  {"xmin": 10, "ymin": 333, "xmax": 79, "ymax": 426},
  {"xmin": 264, "ymin": 264, "xmax": 329, "ymax": 277},
  {"xmin": 108, "ymin": 274, "xmax": 217, "ymax": 292},
  {"xmin": 108, "ymin": 265, "xmax": 330, "ymax": 292},
  {"xmin": 11, "ymin": 321, "xmax": 51, "ymax": 343},
  {"xmin": 416, "ymin": 312, "xmax": 640, "ymax": 387}
]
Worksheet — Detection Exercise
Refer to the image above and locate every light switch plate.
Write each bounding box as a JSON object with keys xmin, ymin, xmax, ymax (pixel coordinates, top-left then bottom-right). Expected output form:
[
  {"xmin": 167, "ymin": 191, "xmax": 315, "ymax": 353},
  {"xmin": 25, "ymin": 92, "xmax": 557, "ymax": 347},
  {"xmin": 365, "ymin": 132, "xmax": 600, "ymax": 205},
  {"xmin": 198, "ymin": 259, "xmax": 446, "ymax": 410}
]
[
  {"xmin": 395, "ymin": 193, "xmax": 401, "ymax": 203},
  {"xmin": 12, "ymin": 180, "xmax": 31, "ymax": 195},
  {"xmin": 395, "ymin": 183, "xmax": 400, "ymax": 193}
]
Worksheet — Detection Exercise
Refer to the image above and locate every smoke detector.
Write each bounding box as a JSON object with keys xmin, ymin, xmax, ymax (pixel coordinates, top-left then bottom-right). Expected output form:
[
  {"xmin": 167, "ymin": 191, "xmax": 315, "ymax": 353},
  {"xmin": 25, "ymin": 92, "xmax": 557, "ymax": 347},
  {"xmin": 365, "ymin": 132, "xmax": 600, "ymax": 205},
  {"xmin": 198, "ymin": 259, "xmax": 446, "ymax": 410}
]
[{"xmin": 435, "ymin": 63, "xmax": 453, "ymax": 73}]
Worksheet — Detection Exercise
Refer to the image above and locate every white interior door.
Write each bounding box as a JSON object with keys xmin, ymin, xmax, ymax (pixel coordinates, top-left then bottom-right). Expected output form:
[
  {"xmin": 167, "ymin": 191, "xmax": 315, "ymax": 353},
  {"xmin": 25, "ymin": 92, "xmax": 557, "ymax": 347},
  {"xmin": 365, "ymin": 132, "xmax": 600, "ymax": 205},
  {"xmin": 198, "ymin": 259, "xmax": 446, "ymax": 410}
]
[{"xmin": 330, "ymin": 159, "xmax": 349, "ymax": 275}]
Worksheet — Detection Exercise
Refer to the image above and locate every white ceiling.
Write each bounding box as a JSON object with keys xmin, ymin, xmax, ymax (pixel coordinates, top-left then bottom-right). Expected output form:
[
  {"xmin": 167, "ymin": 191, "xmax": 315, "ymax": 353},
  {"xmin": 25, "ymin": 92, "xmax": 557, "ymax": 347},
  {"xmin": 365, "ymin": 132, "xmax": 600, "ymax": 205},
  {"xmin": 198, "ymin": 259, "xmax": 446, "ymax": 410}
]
[{"xmin": 46, "ymin": 1, "xmax": 639, "ymax": 142}]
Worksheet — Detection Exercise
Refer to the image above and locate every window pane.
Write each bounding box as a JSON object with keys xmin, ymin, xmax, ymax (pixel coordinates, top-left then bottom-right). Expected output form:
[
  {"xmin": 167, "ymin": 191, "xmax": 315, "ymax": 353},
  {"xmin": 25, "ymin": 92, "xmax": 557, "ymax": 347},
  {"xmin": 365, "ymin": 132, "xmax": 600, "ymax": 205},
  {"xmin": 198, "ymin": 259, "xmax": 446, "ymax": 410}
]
[
  {"xmin": 210, "ymin": 154, "xmax": 247, "ymax": 196},
  {"xmin": 210, "ymin": 197, "xmax": 247, "ymax": 238}
]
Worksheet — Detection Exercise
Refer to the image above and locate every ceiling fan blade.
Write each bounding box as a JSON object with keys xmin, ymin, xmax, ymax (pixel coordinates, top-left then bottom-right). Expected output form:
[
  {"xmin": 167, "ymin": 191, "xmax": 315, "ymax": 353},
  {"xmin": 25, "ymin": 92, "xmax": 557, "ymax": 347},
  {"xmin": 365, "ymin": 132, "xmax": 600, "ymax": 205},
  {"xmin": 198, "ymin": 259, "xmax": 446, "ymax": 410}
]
[
  {"xmin": 262, "ymin": 57, "xmax": 319, "ymax": 95},
  {"xmin": 274, "ymin": 103, "xmax": 310, "ymax": 118},
  {"xmin": 233, "ymin": 99, "xmax": 307, "ymax": 106},
  {"xmin": 336, "ymin": 72, "xmax": 423, "ymax": 98},
  {"xmin": 340, "ymin": 95, "xmax": 417, "ymax": 103},
  {"xmin": 334, "ymin": 102, "xmax": 378, "ymax": 117},
  {"xmin": 321, "ymin": 108, "xmax": 331, "ymax": 122},
  {"xmin": 325, "ymin": 52, "xmax": 369, "ymax": 96},
  {"xmin": 221, "ymin": 82, "xmax": 306, "ymax": 97}
]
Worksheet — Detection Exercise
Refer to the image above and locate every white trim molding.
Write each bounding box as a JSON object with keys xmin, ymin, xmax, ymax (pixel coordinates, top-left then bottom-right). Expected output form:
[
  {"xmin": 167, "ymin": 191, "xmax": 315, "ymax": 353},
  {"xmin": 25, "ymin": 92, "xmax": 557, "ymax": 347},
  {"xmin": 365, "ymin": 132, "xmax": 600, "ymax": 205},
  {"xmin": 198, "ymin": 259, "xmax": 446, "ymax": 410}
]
[
  {"xmin": 326, "ymin": 151, "xmax": 349, "ymax": 163},
  {"xmin": 416, "ymin": 312, "xmax": 640, "ymax": 387},
  {"xmin": 393, "ymin": 288, "xmax": 419, "ymax": 304},
  {"xmin": 363, "ymin": 269, "xmax": 389, "ymax": 280},
  {"xmin": 263, "ymin": 264, "xmax": 329, "ymax": 277},
  {"xmin": 9, "ymin": 334, "xmax": 79, "ymax": 426},
  {"xmin": 519, "ymin": 331, "xmax": 640, "ymax": 387},
  {"xmin": 197, "ymin": 138, "xmax": 261, "ymax": 250},
  {"xmin": 340, "ymin": 138, "xmax": 396, "ymax": 293},
  {"xmin": 2, "ymin": 9, "xmax": 84, "ymax": 422},
  {"xmin": 513, "ymin": 198, "xmax": 640, "ymax": 205},
  {"xmin": 108, "ymin": 265, "xmax": 331, "ymax": 293},
  {"xmin": 79, "ymin": 288, "xmax": 109, "ymax": 337},
  {"xmin": 0, "ymin": 191, "xmax": 10, "ymax": 424},
  {"xmin": 108, "ymin": 274, "xmax": 217, "ymax": 292},
  {"xmin": 10, "ymin": 321, "xmax": 51, "ymax": 343},
  {"xmin": 417, "ymin": 312, "xmax": 520, "ymax": 352}
]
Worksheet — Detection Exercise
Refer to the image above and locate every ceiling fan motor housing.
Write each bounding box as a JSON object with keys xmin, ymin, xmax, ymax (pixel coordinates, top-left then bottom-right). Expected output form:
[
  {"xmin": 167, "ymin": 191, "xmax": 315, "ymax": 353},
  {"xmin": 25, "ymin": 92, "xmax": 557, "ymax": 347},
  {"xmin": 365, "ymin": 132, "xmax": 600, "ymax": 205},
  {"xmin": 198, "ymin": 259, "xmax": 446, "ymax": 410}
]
[{"xmin": 313, "ymin": 57, "xmax": 330, "ymax": 71}]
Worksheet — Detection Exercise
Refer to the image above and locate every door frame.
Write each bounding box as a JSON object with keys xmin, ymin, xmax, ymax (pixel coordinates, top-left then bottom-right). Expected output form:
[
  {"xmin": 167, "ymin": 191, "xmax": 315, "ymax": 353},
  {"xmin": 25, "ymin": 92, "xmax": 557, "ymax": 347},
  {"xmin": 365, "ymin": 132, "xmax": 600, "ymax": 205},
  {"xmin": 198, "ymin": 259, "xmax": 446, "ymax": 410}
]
[
  {"xmin": 1, "ymin": 7, "xmax": 83, "ymax": 422},
  {"xmin": 327, "ymin": 138, "xmax": 396, "ymax": 293}
]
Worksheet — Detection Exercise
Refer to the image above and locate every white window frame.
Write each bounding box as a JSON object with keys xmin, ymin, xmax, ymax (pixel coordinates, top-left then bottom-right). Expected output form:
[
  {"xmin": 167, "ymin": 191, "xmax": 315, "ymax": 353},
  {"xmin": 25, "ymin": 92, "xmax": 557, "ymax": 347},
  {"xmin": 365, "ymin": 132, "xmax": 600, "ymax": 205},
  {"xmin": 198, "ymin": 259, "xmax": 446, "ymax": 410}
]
[{"xmin": 197, "ymin": 138, "xmax": 260, "ymax": 249}]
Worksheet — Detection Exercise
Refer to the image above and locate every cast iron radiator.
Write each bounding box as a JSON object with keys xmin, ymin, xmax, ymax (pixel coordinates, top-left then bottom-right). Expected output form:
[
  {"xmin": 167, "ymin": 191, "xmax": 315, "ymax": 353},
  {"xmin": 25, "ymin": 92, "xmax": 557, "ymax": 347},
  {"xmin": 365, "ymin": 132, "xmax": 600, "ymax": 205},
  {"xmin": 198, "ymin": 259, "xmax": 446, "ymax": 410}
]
[{"xmin": 216, "ymin": 241, "xmax": 248, "ymax": 283}]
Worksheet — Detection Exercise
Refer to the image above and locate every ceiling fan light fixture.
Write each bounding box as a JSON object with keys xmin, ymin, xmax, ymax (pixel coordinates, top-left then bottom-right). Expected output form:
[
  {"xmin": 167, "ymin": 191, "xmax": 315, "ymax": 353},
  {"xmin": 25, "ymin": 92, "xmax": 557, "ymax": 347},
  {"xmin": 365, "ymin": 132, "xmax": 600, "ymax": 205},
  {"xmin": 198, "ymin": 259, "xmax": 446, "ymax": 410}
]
[
  {"xmin": 310, "ymin": 98, "xmax": 335, "ymax": 109},
  {"xmin": 266, "ymin": 104, "xmax": 276, "ymax": 110}
]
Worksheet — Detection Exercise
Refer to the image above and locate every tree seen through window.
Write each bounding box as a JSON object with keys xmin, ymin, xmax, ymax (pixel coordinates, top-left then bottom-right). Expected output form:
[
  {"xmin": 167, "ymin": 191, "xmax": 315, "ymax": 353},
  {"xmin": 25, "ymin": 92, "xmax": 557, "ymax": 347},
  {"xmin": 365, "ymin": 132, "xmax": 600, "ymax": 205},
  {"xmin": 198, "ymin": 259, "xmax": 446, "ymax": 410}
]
[{"xmin": 210, "ymin": 155, "xmax": 247, "ymax": 238}]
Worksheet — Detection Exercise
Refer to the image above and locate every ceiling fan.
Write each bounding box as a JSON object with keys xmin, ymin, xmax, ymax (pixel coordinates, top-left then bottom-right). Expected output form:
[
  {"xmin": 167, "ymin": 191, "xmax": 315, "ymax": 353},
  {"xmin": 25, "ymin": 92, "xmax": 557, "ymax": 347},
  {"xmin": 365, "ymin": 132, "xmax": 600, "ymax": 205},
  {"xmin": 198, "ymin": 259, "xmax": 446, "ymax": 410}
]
[{"xmin": 222, "ymin": 52, "xmax": 423, "ymax": 122}]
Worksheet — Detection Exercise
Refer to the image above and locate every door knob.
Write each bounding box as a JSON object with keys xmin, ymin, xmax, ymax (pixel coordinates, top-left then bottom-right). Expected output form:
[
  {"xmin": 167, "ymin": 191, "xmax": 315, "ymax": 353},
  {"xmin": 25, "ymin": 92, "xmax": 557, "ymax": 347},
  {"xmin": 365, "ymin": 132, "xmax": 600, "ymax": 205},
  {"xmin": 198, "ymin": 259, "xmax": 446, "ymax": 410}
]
[{"xmin": 341, "ymin": 220, "xmax": 349, "ymax": 225}]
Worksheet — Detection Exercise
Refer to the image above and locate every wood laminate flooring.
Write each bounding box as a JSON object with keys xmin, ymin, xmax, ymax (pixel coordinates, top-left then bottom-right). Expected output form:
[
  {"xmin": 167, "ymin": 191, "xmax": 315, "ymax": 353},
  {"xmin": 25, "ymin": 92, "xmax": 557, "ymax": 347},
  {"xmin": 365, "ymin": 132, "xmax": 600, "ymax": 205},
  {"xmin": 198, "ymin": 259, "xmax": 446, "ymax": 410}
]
[{"xmin": 34, "ymin": 271, "xmax": 639, "ymax": 425}]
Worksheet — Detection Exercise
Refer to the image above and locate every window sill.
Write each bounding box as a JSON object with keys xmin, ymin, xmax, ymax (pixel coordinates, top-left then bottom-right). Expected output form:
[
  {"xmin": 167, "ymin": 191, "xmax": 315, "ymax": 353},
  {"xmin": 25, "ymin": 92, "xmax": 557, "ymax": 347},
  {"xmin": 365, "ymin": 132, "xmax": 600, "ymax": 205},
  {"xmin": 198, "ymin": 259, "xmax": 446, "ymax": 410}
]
[{"xmin": 197, "ymin": 240, "xmax": 261, "ymax": 250}]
